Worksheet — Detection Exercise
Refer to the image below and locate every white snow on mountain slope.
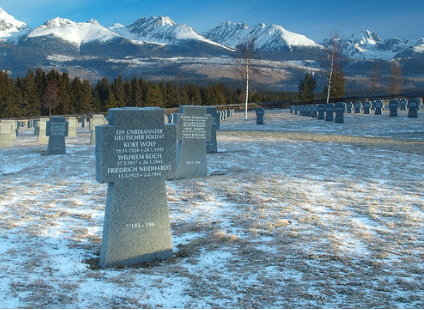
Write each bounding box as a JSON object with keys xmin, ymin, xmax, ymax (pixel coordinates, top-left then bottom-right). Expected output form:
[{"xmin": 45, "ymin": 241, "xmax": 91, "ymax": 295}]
[
  {"xmin": 343, "ymin": 30, "xmax": 416, "ymax": 60},
  {"xmin": 27, "ymin": 17, "xmax": 122, "ymax": 47},
  {"xmin": 203, "ymin": 21, "xmax": 323, "ymax": 50},
  {"xmin": 0, "ymin": 7, "xmax": 31, "ymax": 43},
  {"xmin": 110, "ymin": 16, "xmax": 232, "ymax": 49}
]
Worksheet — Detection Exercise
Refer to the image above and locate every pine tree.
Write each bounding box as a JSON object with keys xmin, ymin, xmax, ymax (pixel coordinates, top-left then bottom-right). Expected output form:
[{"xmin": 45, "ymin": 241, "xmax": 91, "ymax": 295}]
[{"xmin": 298, "ymin": 73, "xmax": 316, "ymax": 102}]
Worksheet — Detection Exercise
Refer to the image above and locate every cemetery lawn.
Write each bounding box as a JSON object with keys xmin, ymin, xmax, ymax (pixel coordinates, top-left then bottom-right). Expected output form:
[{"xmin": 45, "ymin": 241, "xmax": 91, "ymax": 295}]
[{"xmin": 1, "ymin": 109, "xmax": 423, "ymax": 308}]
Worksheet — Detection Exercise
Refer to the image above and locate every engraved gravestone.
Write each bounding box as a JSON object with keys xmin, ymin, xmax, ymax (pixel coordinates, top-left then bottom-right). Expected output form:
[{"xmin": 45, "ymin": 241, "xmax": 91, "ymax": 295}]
[
  {"xmin": 0, "ymin": 122, "xmax": 12, "ymax": 148},
  {"xmin": 37, "ymin": 118, "xmax": 49, "ymax": 143},
  {"xmin": 176, "ymin": 106, "xmax": 211, "ymax": 179},
  {"xmin": 346, "ymin": 102, "xmax": 353, "ymax": 113},
  {"xmin": 325, "ymin": 103, "xmax": 335, "ymax": 121},
  {"xmin": 408, "ymin": 98, "xmax": 419, "ymax": 118},
  {"xmin": 46, "ymin": 116, "xmax": 69, "ymax": 155},
  {"xmin": 294, "ymin": 105, "xmax": 299, "ymax": 115},
  {"xmin": 206, "ymin": 106, "xmax": 220, "ymax": 153},
  {"xmin": 96, "ymin": 107, "xmax": 176, "ymax": 268},
  {"xmin": 335, "ymin": 102, "xmax": 345, "ymax": 123},
  {"xmin": 312, "ymin": 105, "xmax": 318, "ymax": 118},
  {"xmin": 90, "ymin": 114, "xmax": 107, "ymax": 145},
  {"xmin": 256, "ymin": 107, "xmax": 265, "ymax": 124}
]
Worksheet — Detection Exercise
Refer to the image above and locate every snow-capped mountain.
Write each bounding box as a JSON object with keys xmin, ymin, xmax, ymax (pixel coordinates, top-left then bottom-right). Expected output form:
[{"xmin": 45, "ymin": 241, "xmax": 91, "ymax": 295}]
[
  {"xmin": 203, "ymin": 21, "xmax": 324, "ymax": 51},
  {"xmin": 341, "ymin": 30, "xmax": 416, "ymax": 60},
  {"xmin": 24, "ymin": 17, "xmax": 122, "ymax": 48},
  {"xmin": 110, "ymin": 16, "xmax": 230, "ymax": 50},
  {"xmin": 0, "ymin": 8, "xmax": 31, "ymax": 43}
]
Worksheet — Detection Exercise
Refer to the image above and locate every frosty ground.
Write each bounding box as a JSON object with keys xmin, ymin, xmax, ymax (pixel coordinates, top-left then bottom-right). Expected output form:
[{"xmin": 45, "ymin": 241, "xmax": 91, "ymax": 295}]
[{"xmin": 0, "ymin": 109, "xmax": 423, "ymax": 308}]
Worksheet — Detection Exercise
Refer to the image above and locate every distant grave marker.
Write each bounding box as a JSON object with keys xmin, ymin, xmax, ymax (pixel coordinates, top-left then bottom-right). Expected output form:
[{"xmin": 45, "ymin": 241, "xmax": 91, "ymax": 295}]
[
  {"xmin": 335, "ymin": 102, "xmax": 345, "ymax": 123},
  {"xmin": 389, "ymin": 99, "xmax": 399, "ymax": 117},
  {"xmin": 325, "ymin": 103, "xmax": 335, "ymax": 121},
  {"xmin": 46, "ymin": 116, "xmax": 69, "ymax": 155},
  {"xmin": 0, "ymin": 122, "xmax": 12, "ymax": 148},
  {"xmin": 67, "ymin": 117, "xmax": 78, "ymax": 138},
  {"xmin": 346, "ymin": 102, "xmax": 353, "ymax": 113},
  {"xmin": 408, "ymin": 98, "xmax": 419, "ymax": 118},
  {"xmin": 90, "ymin": 114, "xmax": 107, "ymax": 145},
  {"xmin": 176, "ymin": 106, "xmax": 211, "ymax": 179},
  {"xmin": 375, "ymin": 100, "xmax": 384, "ymax": 115},
  {"xmin": 354, "ymin": 101, "xmax": 362, "ymax": 113},
  {"xmin": 256, "ymin": 107, "xmax": 265, "ymax": 124},
  {"xmin": 206, "ymin": 107, "xmax": 220, "ymax": 153},
  {"xmin": 363, "ymin": 101, "xmax": 371, "ymax": 114},
  {"xmin": 95, "ymin": 107, "xmax": 176, "ymax": 268},
  {"xmin": 399, "ymin": 99, "xmax": 407, "ymax": 111},
  {"xmin": 37, "ymin": 118, "xmax": 49, "ymax": 144},
  {"xmin": 317, "ymin": 104, "xmax": 325, "ymax": 120}
]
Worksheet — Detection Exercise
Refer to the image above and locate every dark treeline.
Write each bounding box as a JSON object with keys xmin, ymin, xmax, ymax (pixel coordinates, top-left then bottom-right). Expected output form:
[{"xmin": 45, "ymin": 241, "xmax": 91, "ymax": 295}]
[{"xmin": 0, "ymin": 68, "xmax": 295, "ymax": 119}]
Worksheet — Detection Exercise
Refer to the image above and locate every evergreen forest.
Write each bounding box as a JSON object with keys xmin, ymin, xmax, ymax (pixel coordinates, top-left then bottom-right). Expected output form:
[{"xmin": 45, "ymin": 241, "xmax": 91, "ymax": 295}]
[{"xmin": 0, "ymin": 68, "xmax": 295, "ymax": 119}]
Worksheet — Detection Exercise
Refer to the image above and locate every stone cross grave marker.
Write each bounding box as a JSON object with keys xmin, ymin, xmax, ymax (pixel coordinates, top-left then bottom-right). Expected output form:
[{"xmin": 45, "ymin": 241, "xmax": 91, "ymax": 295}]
[
  {"xmin": 256, "ymin": 107, "xmax": 265, "ymax": 124},
  {"xmin": 389, "ymin": 99, "xmax": 399, "ymax": 117},
  {"xmin": 0, "ymin": 122, "xmax": 12, "ymax": 148},
  {"xmin": 67, "ymin": 117, "xmax": 78, "ymax": 138},
  {"xmin": 46, "ymin": 116, "xmax": 69, "ymax": 155},
  {"xmin": 95, "ymin": 107, "xmax": 177, "ymax": 268},
  {"xmin": 399, "ymin": 99, "xmax": 407, "ymax": 111},
  {"xmin": 335, "ymin": 102, "xmax": 345, "ymax": 123},
  {"xmin": 206, "ymin": 106, "xmax": 220, "ymax": 153},
  {"xmin": 354, "ymin": 101, "xmax": 362, "ymax": 113},
  {"xmin": 37, "ymin": 118, "xmax": 49, "ymax": 143},
  {"xmin": 176, "ymin": 105, "xmax": 211, "ymax": 179},
  {"xmin": 408, "ymin": 98, "xmax": 419, "ymax": 118},
  {"xmin": 375, "ymin": 100, "xmax": 384, "ymax": 115},
  {"xmin": 90, "ymin": 114, "xmax": 107, "ymax": 145},
  {"xmin": 325, "ymin": 103, "xmax": 335, "ymax": 121},
  {"xmin": 363, "ymin": 101, "xmax": 371, "ymax": 114}
]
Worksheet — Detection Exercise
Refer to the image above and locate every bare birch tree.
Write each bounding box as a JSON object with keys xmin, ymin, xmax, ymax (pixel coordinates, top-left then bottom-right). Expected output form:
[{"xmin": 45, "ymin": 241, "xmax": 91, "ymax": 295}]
[{"xmin": 235, "ymin": 37, "xmax": 258, "ymax": 121}]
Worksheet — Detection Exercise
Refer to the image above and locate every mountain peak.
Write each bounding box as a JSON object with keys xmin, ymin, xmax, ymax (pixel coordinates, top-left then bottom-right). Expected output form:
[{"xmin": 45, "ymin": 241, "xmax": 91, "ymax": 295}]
[
  {"xmin": 43, "ymin": 17, "xmax": 75, "ymax": 28},
  {"xmin": 0, "ymin": 7, "xmax": 30, "ymax": 43}
]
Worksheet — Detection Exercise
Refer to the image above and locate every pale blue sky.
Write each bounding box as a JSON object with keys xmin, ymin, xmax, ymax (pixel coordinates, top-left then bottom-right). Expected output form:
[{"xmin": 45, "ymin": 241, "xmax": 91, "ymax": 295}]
[{"xmin": 1, "ymin": 0, "xmax": 423, "ymax": 42}]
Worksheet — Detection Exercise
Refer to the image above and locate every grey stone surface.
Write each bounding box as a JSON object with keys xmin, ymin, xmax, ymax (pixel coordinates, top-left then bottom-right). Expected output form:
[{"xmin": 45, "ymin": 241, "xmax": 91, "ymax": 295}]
[
  {"xmin": 206, "ymin": 107, "xmax": 220, "ymax": 153},
  {"xmin": 346, "ymin": 102, "xmax": 353, "ymax": 113},
  {"xmin": 37, "ymin": 118, "xmax": 49, "ymax": 144},
  {"xmin": 399, "ymin": 99, "xmax": 407, "ymax": 110},
  {"xmin": 176, "ymin": 105, "xmax": 211, "ymax": 179},
  {"xmin": 46, "ymin": 116, "xmax": 69, "ymax": 155},
  {"xmin": 317, "ymin": 104, "xmax": 325, "ymax": 119},
  {"xmin": 375, "ymin": 100, "xmax": 384, "ymax": 115},
  {"xmin": 95, "ymin": 107, "xmax": 176, "ymax": 268},
  {"xmin": 0, "ymin": 122, "xmax": 12, "ymax": 148}
]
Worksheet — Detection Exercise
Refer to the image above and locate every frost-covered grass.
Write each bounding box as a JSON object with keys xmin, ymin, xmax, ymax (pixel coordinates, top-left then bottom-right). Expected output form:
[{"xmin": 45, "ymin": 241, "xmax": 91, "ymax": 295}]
[{"xmin": 0, "ymin": 109, "xmax": 423, "ymax": 308}]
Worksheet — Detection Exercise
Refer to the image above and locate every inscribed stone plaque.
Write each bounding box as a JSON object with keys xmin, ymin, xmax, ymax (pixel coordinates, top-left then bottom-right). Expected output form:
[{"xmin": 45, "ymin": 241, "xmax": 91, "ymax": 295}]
[
  {"xmin": 176, "ymin": 106, "xmax": 211, "ymax": 179},
  {"xmin": 206, "ymin": 107, "xmax": 220, "ymax": 153},
  {"xmin": 96, "ymin": 107, "xmax": 176, "ymax": 268},
  {"xmin": 46, "ymin": 116, "xmax": 69, "ymax": 155}
]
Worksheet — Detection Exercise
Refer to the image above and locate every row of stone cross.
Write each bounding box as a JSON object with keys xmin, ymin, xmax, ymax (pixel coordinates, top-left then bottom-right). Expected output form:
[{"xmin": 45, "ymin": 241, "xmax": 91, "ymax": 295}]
[{"xmin": 290, "ymin": 98, "xmax": 422, "ymax": 123}]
